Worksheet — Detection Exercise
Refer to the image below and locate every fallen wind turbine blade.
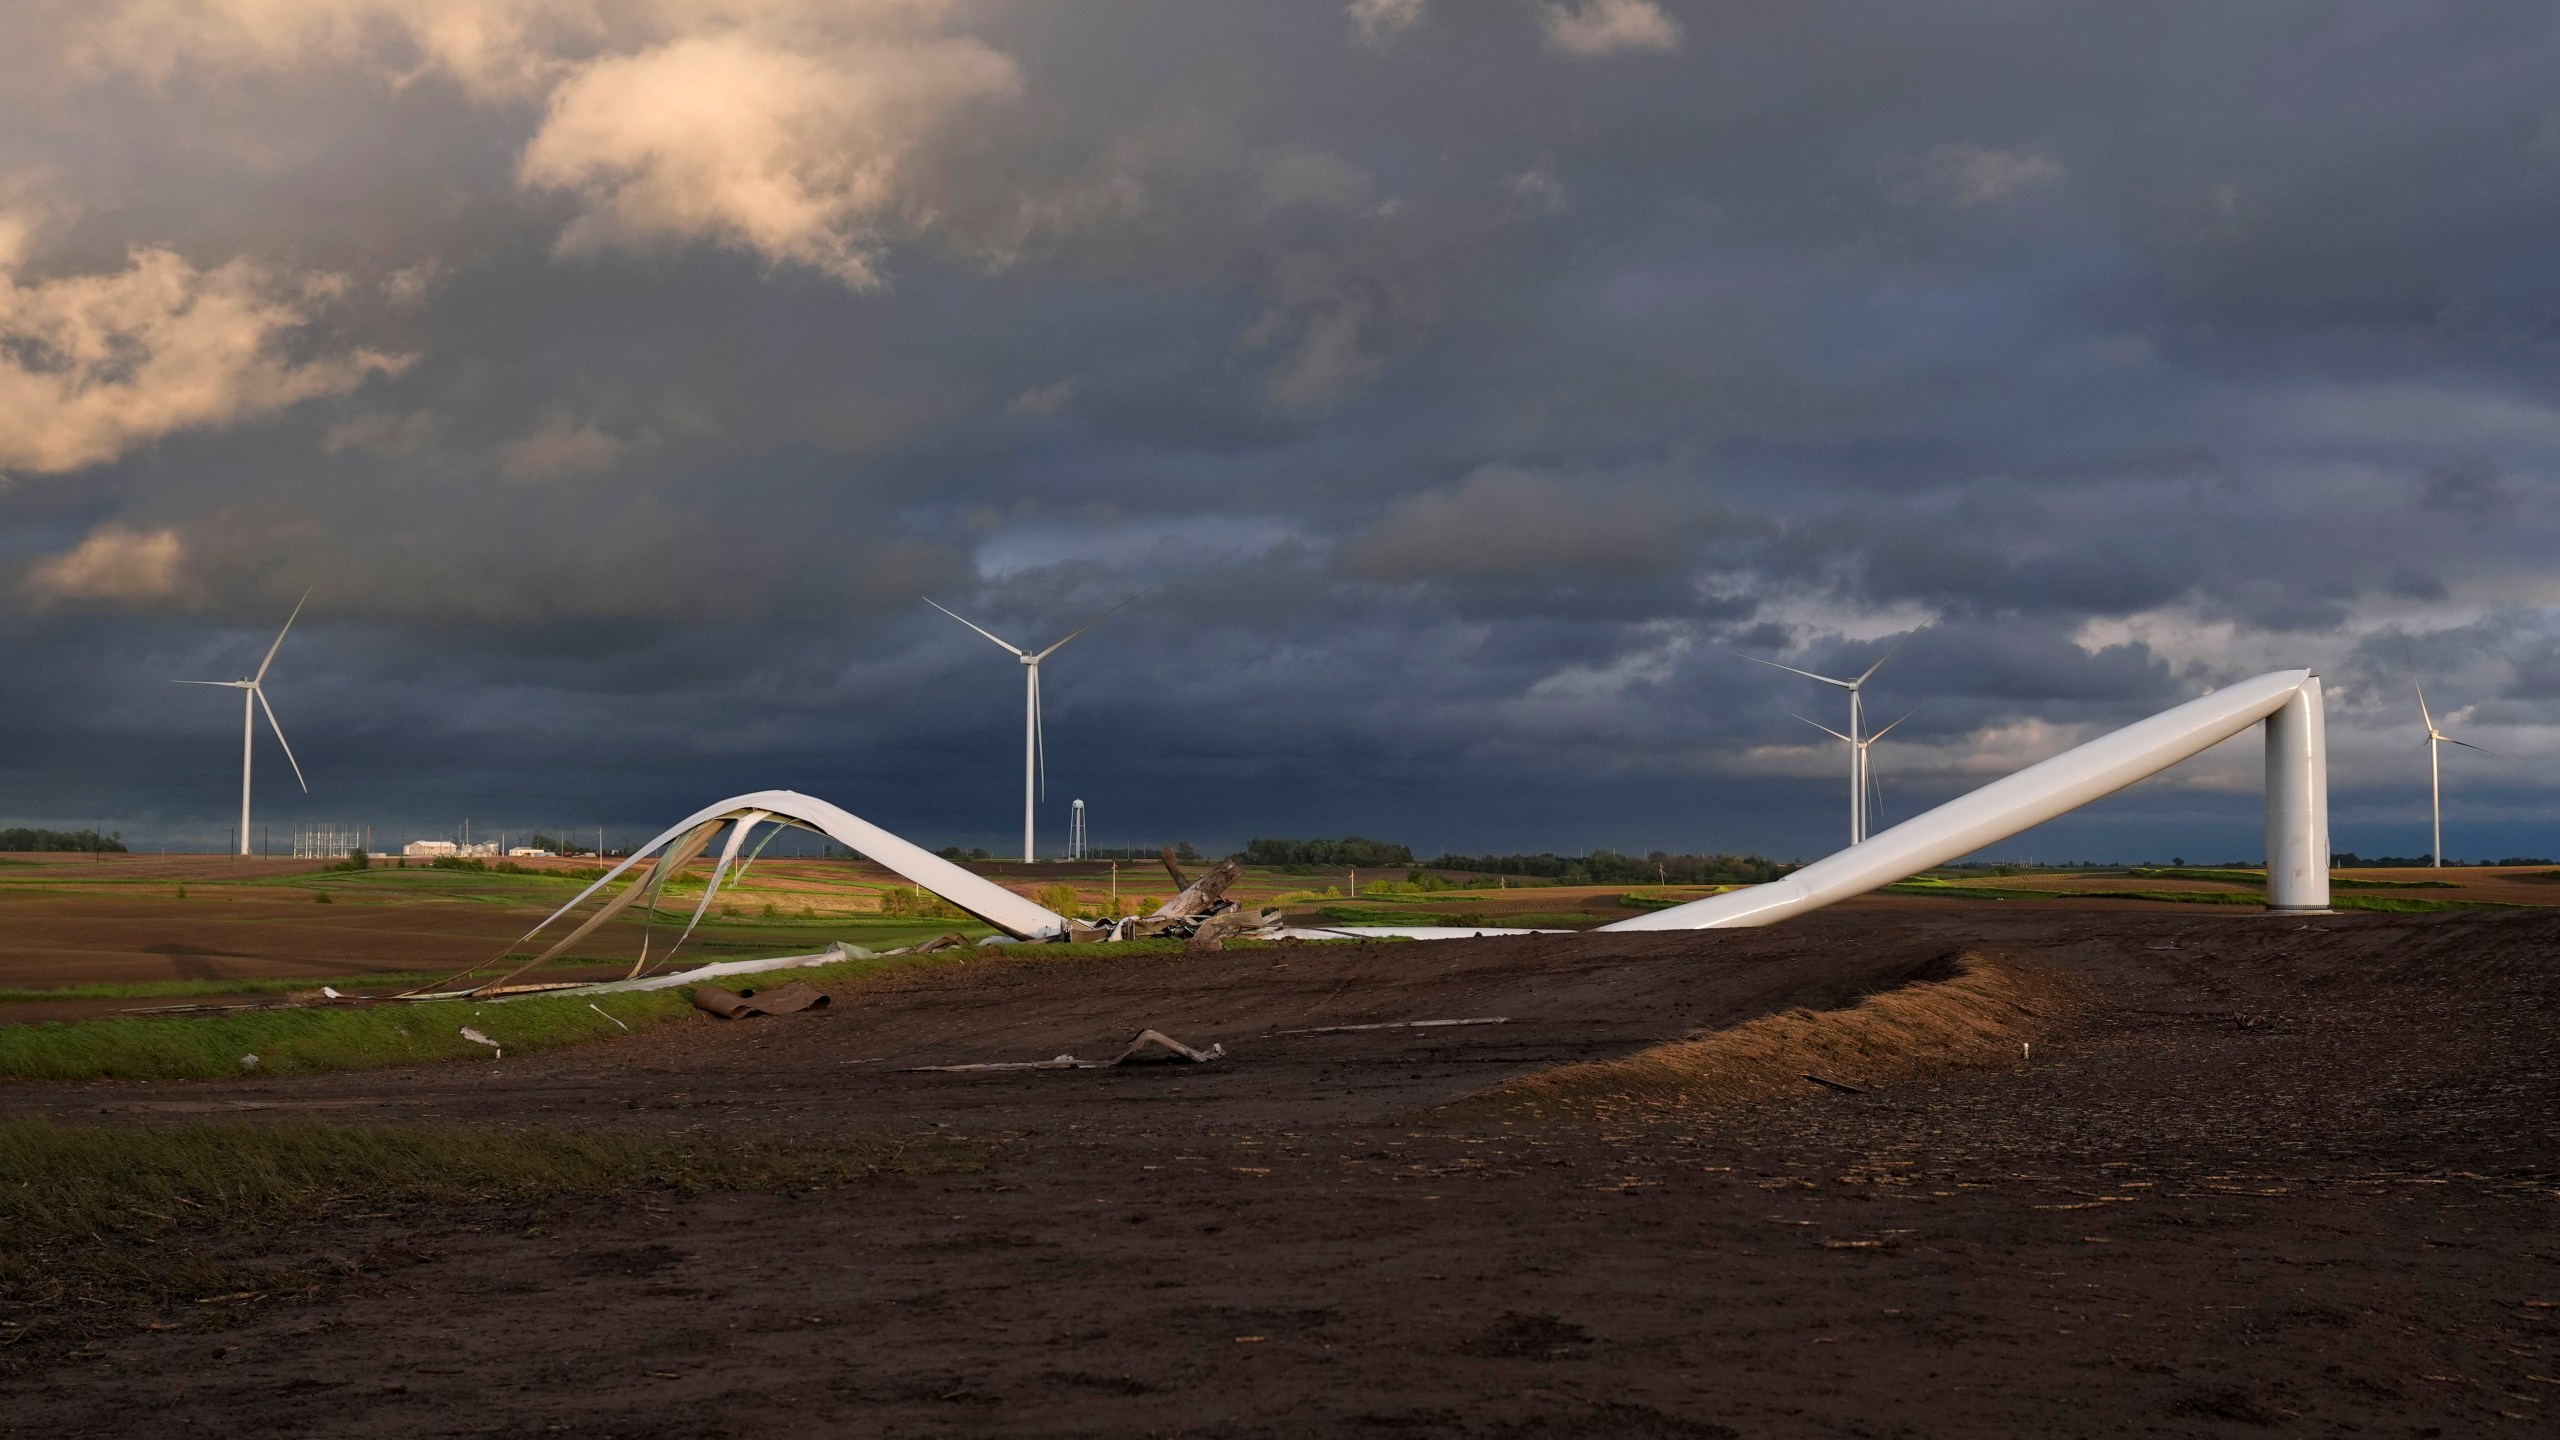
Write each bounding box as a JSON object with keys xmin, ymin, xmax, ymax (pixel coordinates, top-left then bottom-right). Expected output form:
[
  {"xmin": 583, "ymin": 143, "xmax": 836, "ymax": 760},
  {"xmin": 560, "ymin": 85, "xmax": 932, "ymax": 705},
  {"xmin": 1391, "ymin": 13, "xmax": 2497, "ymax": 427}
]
[
  {"xmin": 729, "ymin": 819, "xmax": 793, "ymax": 889},
  {"xmin": 922, "ymin": 597, "xmax": 1026, "ymax": 656},
  {"xmin": 1736, "ymin": 653, "xmax": 1853, "ymax": 688},
  {"xmin": 253, "ymin": 686, "xmax": 309, "ymax": 792},
  {"xmin": 674, "ymin": 811, "xmax": 768, "ymax": 952},
  {"xmin": 253, "ymin": 589, "xmax": 311, "ymax": 684},
  {"xmin": 1031, "ymin": 587, "xmax": 1155, "ymax": 661}
]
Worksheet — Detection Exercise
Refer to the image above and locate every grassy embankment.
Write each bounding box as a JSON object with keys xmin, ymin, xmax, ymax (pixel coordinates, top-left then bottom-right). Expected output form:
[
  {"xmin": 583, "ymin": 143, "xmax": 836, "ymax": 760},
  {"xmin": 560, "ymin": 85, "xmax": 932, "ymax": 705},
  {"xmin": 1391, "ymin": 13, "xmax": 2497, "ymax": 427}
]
[
  {"xmin": 0, "ymin": 949, "xmax": 970, "ymax": 1082},
  {"xmin": 1450, "ymin": 950, "xmax": 2082, "ymax": 1123},
  {"xmin": 1885, "ymin": 868, "xmax": 2520, "ymax": 914},
  {"xmin": 1313, "ymin": 906, "xmax": 1615, "ymax": 928},
  {"xmin": 0, "ymin": 1118, "xmax": 980, "ymax": 1368},
  {"xmin": 0, "ymin": 857, "xmax": 1002, "ymax": 1002},
  {"xmin": 0, "ymin": 936, "xmax": 1251, "ymax": 1083}
]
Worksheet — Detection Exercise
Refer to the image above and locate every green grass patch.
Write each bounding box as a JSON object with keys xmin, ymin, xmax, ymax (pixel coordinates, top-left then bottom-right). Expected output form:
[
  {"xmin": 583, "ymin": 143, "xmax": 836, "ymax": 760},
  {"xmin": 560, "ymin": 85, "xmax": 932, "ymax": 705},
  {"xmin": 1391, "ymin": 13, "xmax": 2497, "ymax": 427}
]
[
  {"xmin": 2123, "ymin": 867, "xmax": 2264, "ymax": 885},
  {"xmin": 1618, "ymin": 889, "xmax": 1724, "ymax": 910},
  {"xmin": 1886, "ymin": 881, "xmax": 2519, "ymax": 914},
  {"xmin": 2127, "ymin": 866, "xmax": 2460, "ymax": 891},
  {"xmin": 2326, "ymin": 893, "xmax": 2521, "ymax": 914},
  {"xmin": 1885, "ymin": 881, "xmax": 2260, "ymax": 905},
  {"xmin": 1314, "ymin": 905, "xmax": 1523, "ymax": 926},
  {"xmin": 1881, "ymin": 879, "xmax": 2059, "ymax": 901},
  {"xmin": 2079, "ymin": 889, "xmax": 2267, "ymax": 906},
  {"xmin": 0, "ymin": 950, "xmax": 964, "ymax": 1082},
  {"xmin": 0, "ymin": 1118, "xmax": 977, "ymax": 1368},
  {"xmin": 0, "ymin": 919, "xmax": 994, "ymax": 1009},
  {"xmin": 0, "ymin": 972, "xmax": 477, "ymax": 1005}
]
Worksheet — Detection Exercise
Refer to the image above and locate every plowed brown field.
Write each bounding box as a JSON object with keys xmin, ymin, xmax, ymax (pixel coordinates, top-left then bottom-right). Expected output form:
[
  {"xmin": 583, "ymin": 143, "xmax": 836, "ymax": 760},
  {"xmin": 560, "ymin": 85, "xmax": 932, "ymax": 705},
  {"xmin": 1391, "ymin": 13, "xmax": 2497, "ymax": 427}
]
[{"xmin": 2, "ymin": 905, "xmax": 2555, "ymax": 1436}]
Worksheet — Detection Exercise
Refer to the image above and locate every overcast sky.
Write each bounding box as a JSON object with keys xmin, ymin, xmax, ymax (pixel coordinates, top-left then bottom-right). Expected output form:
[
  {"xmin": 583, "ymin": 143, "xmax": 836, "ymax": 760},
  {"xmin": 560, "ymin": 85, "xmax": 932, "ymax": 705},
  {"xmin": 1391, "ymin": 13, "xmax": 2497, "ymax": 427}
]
[{"xmin": 3, "ymin": 1, "xmax": 2555, "ymax": 862}]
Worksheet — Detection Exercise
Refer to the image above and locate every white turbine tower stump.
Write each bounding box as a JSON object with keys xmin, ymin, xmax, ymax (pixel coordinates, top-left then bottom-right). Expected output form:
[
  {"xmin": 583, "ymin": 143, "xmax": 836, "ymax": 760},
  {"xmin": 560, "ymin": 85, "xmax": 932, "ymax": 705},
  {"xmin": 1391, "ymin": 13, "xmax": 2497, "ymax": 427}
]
[
  {"xmin": 1741, "ymin": 613, "xmax": 1936, "ymax": 845},
  {"xmin": 925, "ymin": 590, "xmax": 1150, "ymax": 864},
  {"xmin": 1607, "ymin": 669, "xmax": 2333, "ymax": 930},
  {"xmin": 177, "ymin": 592, "xmax": 311, "ymax": 857},
  {"xmin": 2415, "ymin": 684, "xmax": 2507, "ymax": 868}
]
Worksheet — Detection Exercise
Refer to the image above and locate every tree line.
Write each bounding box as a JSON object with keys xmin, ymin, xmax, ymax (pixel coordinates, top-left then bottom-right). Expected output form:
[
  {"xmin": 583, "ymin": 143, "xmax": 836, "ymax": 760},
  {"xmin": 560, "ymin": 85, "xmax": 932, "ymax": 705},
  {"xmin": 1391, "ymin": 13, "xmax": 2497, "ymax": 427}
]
[
  {"xmin": 1425, "ymin": 849, "xmax": 1798, "ymax": 886},
  {"xmin": 1242, "ymin": 836, "xmax": 1415, "ymax": 869},
  {"xmin": 0, "ymin": 828, "xmax": 126, "ymax": 853}
]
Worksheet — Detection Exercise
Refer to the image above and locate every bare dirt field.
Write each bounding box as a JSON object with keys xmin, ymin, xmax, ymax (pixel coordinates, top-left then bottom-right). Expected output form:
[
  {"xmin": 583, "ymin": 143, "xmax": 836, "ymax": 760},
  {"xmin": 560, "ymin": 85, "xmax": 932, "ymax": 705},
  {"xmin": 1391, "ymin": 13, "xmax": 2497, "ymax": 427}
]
[{"xmin": 2, "ymin": 903, "xmax": 2555, "ymax": 1437}]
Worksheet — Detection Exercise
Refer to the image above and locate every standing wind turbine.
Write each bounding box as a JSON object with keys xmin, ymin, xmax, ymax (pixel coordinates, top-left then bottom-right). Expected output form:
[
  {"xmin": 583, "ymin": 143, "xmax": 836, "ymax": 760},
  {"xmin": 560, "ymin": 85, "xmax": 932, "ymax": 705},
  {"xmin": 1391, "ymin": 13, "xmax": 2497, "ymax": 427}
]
[
  {"xmin": 924, "ymin": 590, "xmax": 1151, "ymax": 863},
  {"xmin": 1742, "ymin": 614, "xmax": 1937, "ymax": 845},
  {"xmin": 1793, "ymin": 707, "xmax": 1917, "ymax": 840},
  {"xmin": 2415, "ymin": 684, "xmax": 2506, "ymax": 868},
  {"xmin": 177, "ymin": 592, "xmax": 311, "ymax": 856}
]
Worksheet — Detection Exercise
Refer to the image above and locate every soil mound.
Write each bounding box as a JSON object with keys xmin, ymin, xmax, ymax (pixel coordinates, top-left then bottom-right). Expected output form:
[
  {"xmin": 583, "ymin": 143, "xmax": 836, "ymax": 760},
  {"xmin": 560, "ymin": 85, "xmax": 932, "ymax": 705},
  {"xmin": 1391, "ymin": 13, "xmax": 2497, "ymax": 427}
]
[{"xmin": 1448, "ymin": 948, "xmax": 2079, "ymax": 1122}]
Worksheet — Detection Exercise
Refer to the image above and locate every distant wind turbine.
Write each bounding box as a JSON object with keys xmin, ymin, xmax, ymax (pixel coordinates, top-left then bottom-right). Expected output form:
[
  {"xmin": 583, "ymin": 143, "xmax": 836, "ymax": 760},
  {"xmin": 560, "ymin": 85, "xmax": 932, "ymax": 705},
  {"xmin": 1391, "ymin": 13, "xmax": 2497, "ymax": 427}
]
[
  {"xmin": 1742, "ymin": 613, "xmax": 1938, "ymax": 845},
  {"xmin": 2416, "ymin": 684, "xmax": 2507, "ymax": 868},
  {"xmin": 925, "ymin": 590, "xmax": 1151, "ymax": 863},
  {"xmin": 1793, "ymin": 707, "xmax": 1917, "ymax": 838},
  {"xmin": 177, "ymin": 592, "xmax": 310, "ymax": 856}
]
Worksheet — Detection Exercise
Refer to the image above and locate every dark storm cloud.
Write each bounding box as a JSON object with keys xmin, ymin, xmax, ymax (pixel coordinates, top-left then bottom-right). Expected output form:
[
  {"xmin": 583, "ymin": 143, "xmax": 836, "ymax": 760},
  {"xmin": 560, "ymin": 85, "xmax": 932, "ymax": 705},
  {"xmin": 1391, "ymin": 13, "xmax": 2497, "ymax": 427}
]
[{"xmin": 1, "ymin": 1, "xmax": 2556, "ymax": 862}]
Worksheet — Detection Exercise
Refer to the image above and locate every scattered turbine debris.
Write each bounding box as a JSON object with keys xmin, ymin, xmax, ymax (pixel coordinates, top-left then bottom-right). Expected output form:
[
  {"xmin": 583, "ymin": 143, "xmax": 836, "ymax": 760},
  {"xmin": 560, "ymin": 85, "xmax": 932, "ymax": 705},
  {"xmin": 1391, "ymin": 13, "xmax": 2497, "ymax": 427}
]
[
  {"xmin": 691, "ymin": 981, "xmax": 831, "ymax": 1020},
  {"xmin": 1273, "ymin": 1017, "xmax": 1509, "ymax": 1036},
  {"xmin": 904, "ymin": 1027, "xmax": 1227, "ymax": 1073},
  {"xmin": 407, "ymin": 796, "xmax": 1289, "ymax": 1005}
]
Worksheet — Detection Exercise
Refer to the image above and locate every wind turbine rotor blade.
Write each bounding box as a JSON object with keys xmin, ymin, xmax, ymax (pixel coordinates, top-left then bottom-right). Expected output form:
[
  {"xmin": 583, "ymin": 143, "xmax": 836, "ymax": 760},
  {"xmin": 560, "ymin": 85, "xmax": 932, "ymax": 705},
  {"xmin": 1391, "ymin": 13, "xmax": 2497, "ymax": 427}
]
[
  {"xmin": 1032, "ymin": 665, "xmax": 1047, "ymax": 801},
  {"xmin": 2415, "ymin": 682, "xmax": 2435, "ymax": 732},
  {"xmin": 2443, "ymin": 736, "xmax": 2516, "ymax": 761},
  {"xmin": 1031, "ymin": 586, "xmax": 1156, "ymax": 661},
  {"xmin": 1733, "ymin": 652, "xmax": 1853, "ymax": 688},
  {"xmin": 1853, "ymin": 609, "xmax": 1942, "ymax": 687},
  {"xmin": 1866, "ymin": 706, "xmax": 1920, "ymax": 742},
  {"xmin": 1788, "ymin": 713, "xmax": 1855, "ymax": 744},
  {"xmin": 922, "ymin": 597, "xmax": 1027, "ymax": 656},
  {"xmin": 253, "ymin": 686, "xmax": 309, "ymax": 793},
  {"xmin": 174, "ymin": 679, "xmax": 247, "ymax": 688},
  {"xmin": 253, "ymin": 589, "xmax": 311, "ymax": 684}
]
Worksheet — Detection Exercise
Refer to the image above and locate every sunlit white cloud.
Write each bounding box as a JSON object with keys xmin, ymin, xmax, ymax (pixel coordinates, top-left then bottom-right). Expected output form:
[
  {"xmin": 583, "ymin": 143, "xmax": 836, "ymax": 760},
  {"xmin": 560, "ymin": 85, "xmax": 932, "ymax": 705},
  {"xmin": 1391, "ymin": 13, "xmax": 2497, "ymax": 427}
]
[
  {"xmin": 1539, "ymin": 0, "xmax": 1682, "ymax": 57},
  {"xmin": 0, "ymin": 234, "xmax": 401, "ymax": 475},
  {"xmin": 20, "ymin": 523, "xmax": 188, "ymax": 604},
  {"xmin": 519, "ymin": 30, "xmax": 1018, "ymax": 286},
  {"xmin": 1885, "ymin": 144, "xmax": 2066, "ymax": 207},
  {"xmin": 1346, "ymin": 0, "xmax": 1430, "ymax": 45}
]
